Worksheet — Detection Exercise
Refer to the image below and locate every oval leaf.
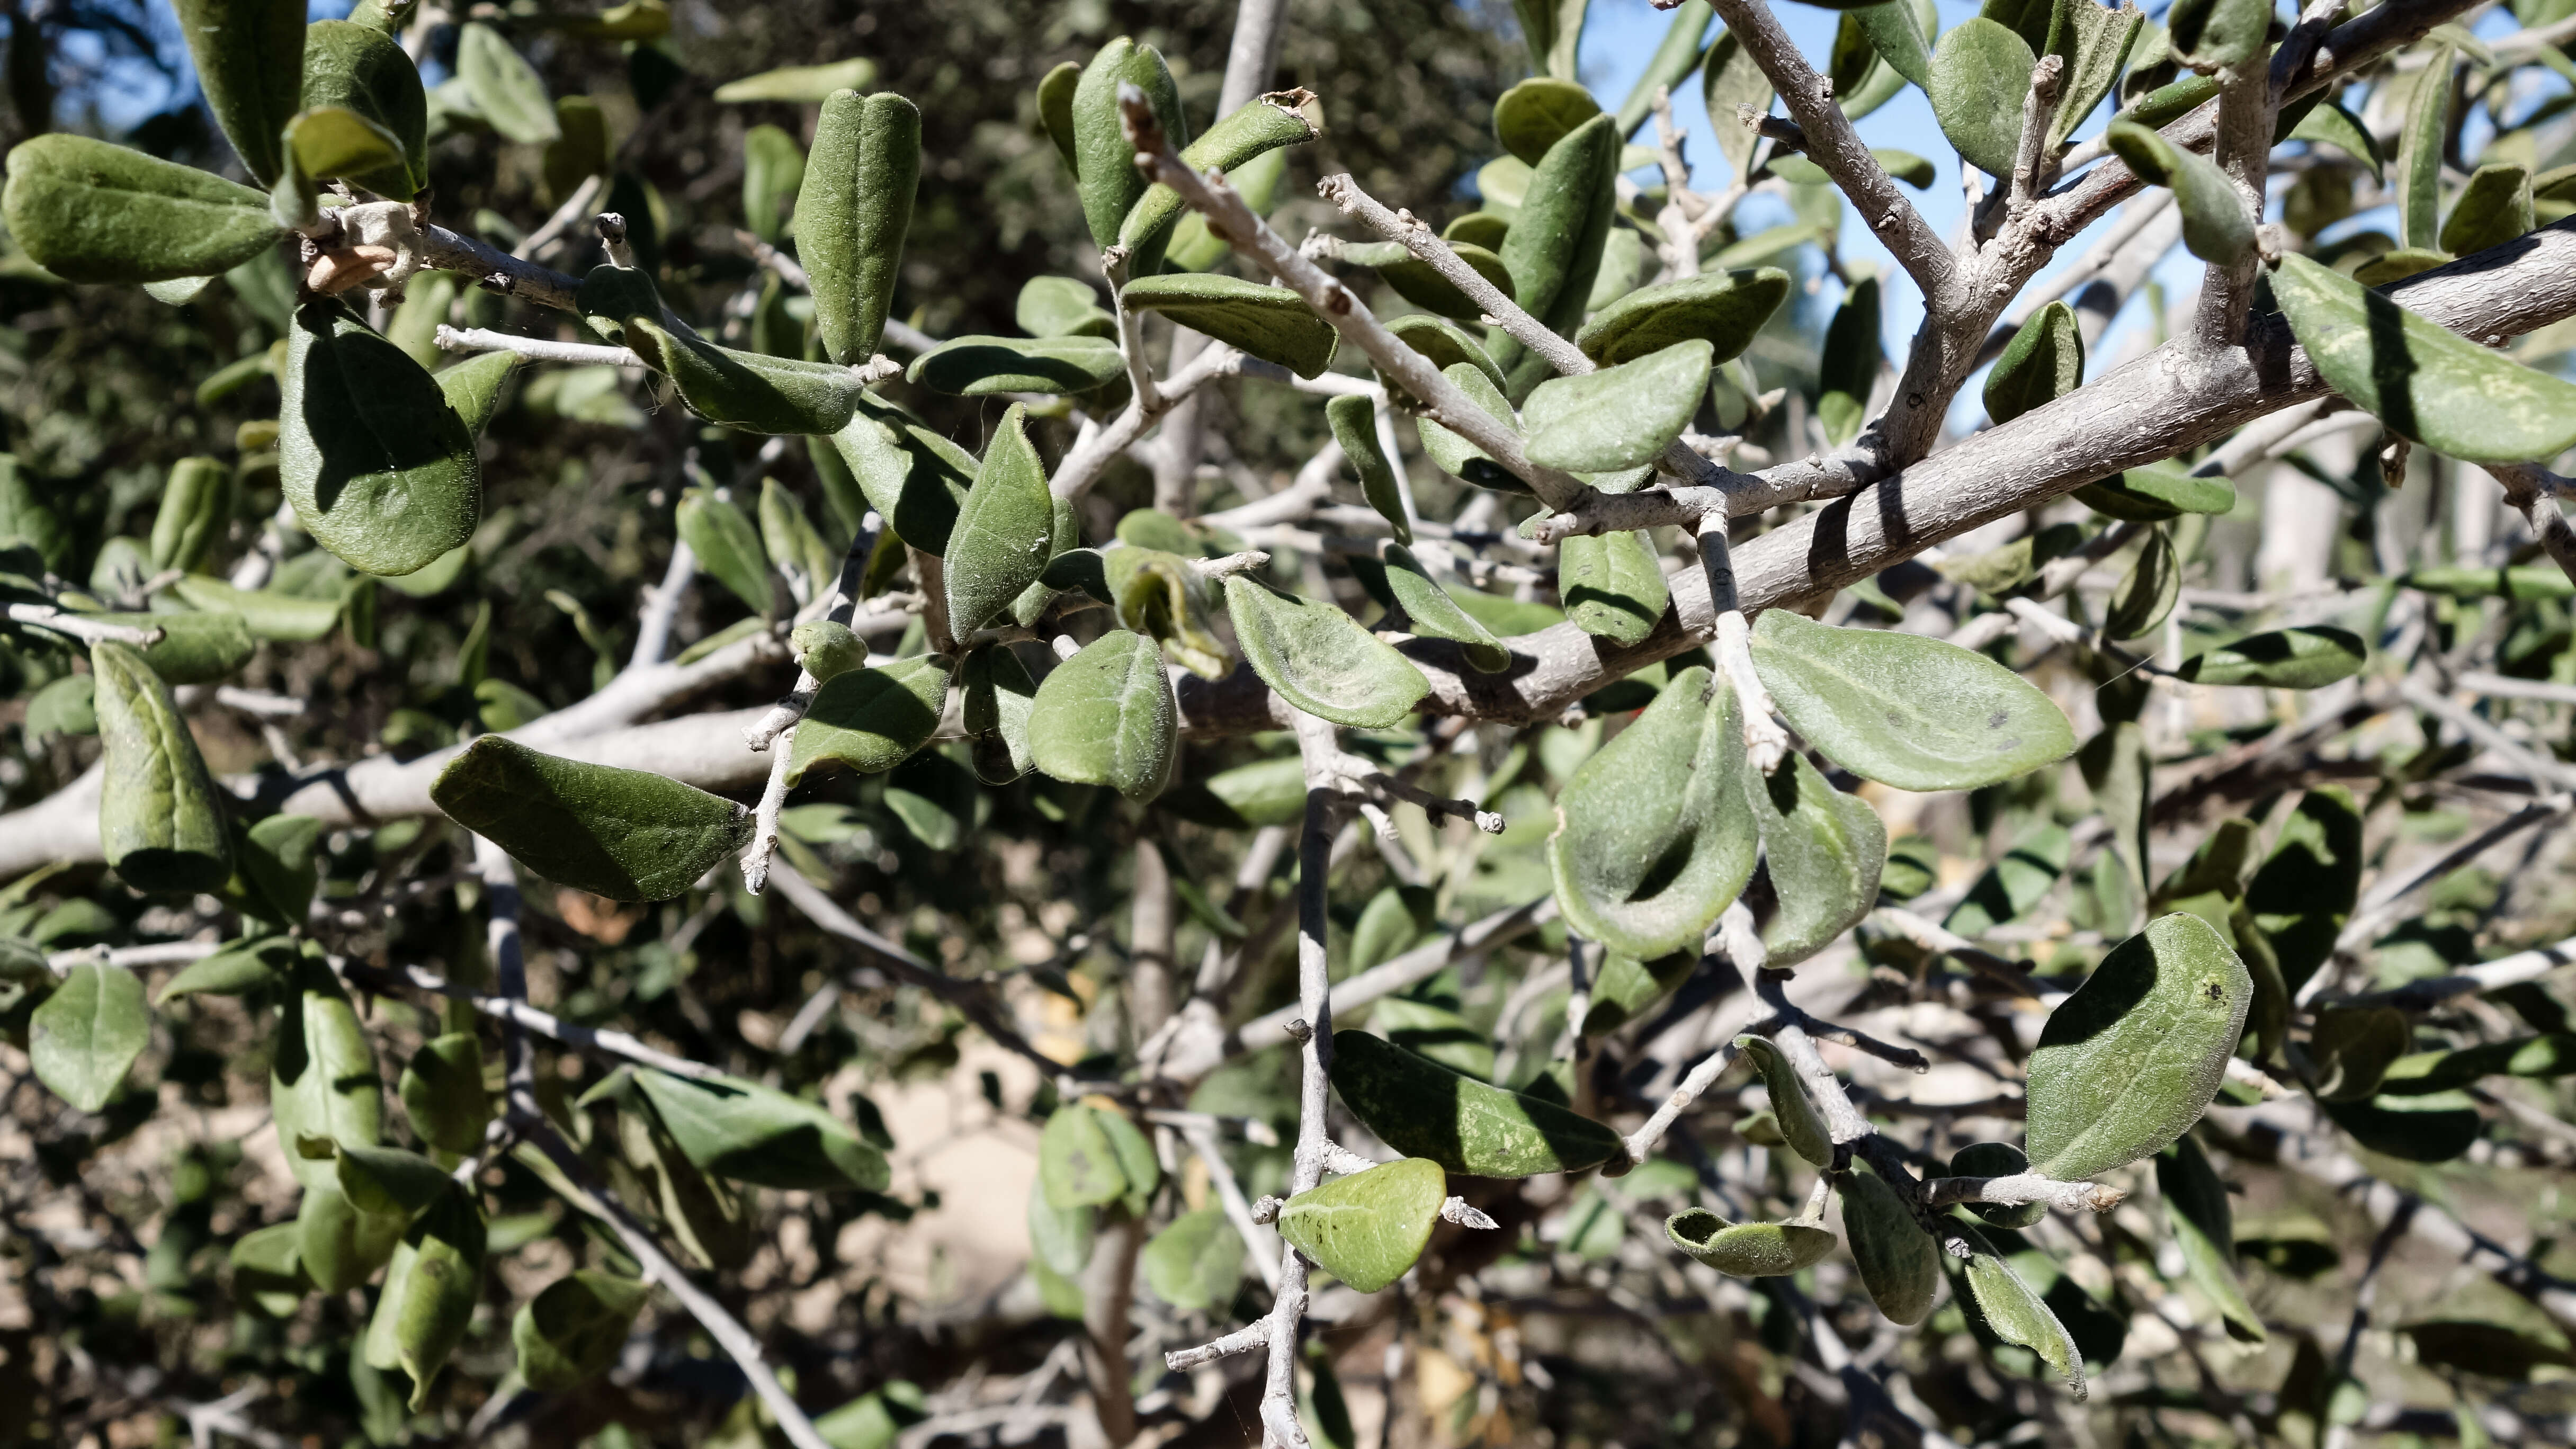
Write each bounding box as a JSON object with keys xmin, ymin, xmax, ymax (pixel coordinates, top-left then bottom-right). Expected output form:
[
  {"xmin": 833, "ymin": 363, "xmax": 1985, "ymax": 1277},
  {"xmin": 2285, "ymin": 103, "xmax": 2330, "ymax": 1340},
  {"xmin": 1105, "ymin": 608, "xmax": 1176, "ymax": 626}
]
[
  {"xmin": 906, "ymin": 334, "xmax": 1126, "ymax": 396},
  {"xmin": 431, "ymin": 735, "xmax": 754, "ymax": 902},
  {"xmin": 1120, "ymin": 273, "xmax": 1337, "ymax": 380},
  {"xmin": 30, "ymin": 960, "xmax": 149, "ymax": 1112},
  {"xmin": 2026, "ymin": 913, "xmax": 2252, "ymax": 1182},
  {"xmin": 2176, "ymin": 625, "xmax": 2367, "ymax": 688},
  {"xmin": 514, "ymin": 1271, "xmax": 650, "ymax": 1390},
  {"xmin": 1983, "ymin": 300, "xmax": 2083, "ymax": 425},
  {"xmin": 1142, "ymin": 1206, "xmax": 1242, "ymax": 1309},
  {"xmin": 1223, "ymin": 575, "xmax": 1429, "ymax": 730},
  {"xmin": 1028, "ymin": 629, "xmax": 1177, "ymax": 801},
  {"xmin": 799, "ymin": 90, "xmax": 920, "ymax": 365},
  {"xmin": 1738, "ymin": 1035, "xmax": 1832, "ymax": 1167},
  {"xmin": 281, "ymin": 301, "xmax": 481, "ymax": 577},
  {"xmin": 1276, "ymin": 1157, "xmax": 1446, "ymax": 1293},
  {"xmin": 1928, "ymin": 19, "xmax": 2035, "ymax": 177},
  {"xmin": 1, "ymin": 134, "xmax": 283, "ymax": 284},
  {"xmin": 1522, "ymin": 339, "xmax": 1712, "ymax": 472},
  {"xmin": 1840, "ymin": 1169, "xmax": 1940, "ymax": 1325},
  {"xmin": 94, "ymin": 640, "xmax": 233, "ymax": 894},
  {"xmin": 1557, "ymin": 527, "xmax": 1671, "ymax": 646},
  {"xmin": 458, "ymin": 23, "xmax": 560, "ymax": 145},
  {"xmin": 172, "ymin": 0, "xmax": 307, "ymax": 185},
  {"xmin": 1748, "ymin": 753, "xmax": 1888, "ymax": 967},
  {"xmin": 1573, "ymin": 267, "xmax": 1790, "ymax": 367},
  {"xmin": 1664, "ymin": 1208, "xmax": 1837, "ymax": 1276},
  {"xmin": 786, "ymin": 655, "xmax": 953, "ymax": 786},
  {"xmin": 944, "ymin": 405, "xmax": 1054, "ymax": 634},
  {"xmin": 630, "ymin": 1068, "xmax": 890, "ymax": 1192},
  {"xmin": 1749, "ymin": 608, "xmax": 2076, "ymax": 792}
]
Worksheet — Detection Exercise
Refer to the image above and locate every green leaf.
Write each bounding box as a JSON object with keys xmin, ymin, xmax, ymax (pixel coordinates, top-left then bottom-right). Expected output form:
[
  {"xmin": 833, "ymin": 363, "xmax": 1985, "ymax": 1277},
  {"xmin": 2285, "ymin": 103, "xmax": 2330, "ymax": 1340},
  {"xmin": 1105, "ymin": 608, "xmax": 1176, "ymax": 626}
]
[
  {"xmin": 156, "ymin": 936, "xmax": 294, "ymax": 1003},
  {"xmin": 676, "ymin": 486, "xmax": 776, "ymax": 615},
  {"xmin": 2164, "ymin": 0, "xmax": 2268, "ymax": 68},
  {"xmin": 1614, "ymin": 2, "xmax": 1716, "ymax": 137},
  {"xmin": 740, "ymin": 123, "xmax": 805, "ymax": 244},
  {"xmin": 1382, "ymin": 314, "xmax": 1506, "ymax": 399},
  {"xmin": 1983, "ymin": 300, "xmax": 2083, "ymax": 425},
  {"xmin": 93, "ymin": 640, "xmax": 233, "ymax": 895},
  {"xmin": 1522, "ymin": 340, "xmax": 1711, "ymax": 472},
  {"xmin": 786, "ymin": 655, "xmax": 952, "ymax": 786},
  {"xmin": 1663, "ymin": 1208, "xmax": 1836, "ymax": 1276},
  {"xmin": 2396, "ymin": 44, "xmax": 2454, "ymax": 251},
  {"xmin": 2044, "ymin": 0, "xmax": 2143, "ymax": 147},
  {"xmin": 71, "ymin": 610, "xmax": 254, "ymax": 686},
  {"xmin": 1, "ymin": 134, "xmax": 284, "ymax": 285},
  {"xmin": 2440, "ymin": 162, "xmax": 2535, "ymax": 258},
  {"xmin": 272, "ymin": 949, "xmax": 382, "ymax": 1191},
  {"xmin": 514, "ymin": 1271, "xmax": 649, "ymax": 1390},
  {"xmin": 2154, "ymin": 1135, "xmax": 2264, "ymax": 1343},
  {"xmin": 1943, "ymin": 822, "xmax": 2069, "ymax": 937},
  {"xmin": 29, "ymin": 960, "xmax": 148, "ymax": 1112},
  {"xmin": 1380, "ymin": 544, "xmax": 1507, "ymax": 672},
  {"xmin": 2072, "ymin": 465, "xmax": 2234, "ymax": 522},
  {"xmin": 1748, "ymin": 753, "xmax": 1887, "ymax": 967},
  {"xmin": 1702, "ymin": 30, "xmax": 1774, "ymax": 185},
  {"xmin": 168, "ymin": 575, "xmax": 344, "ymax": 641},
  {"xmin": 1738, "ymin": 1035, "xmax": 1832, "ymax": 1167},
  {"xmin": 230, "ymin": 1221, "xmax": 310, "ymax": 1317},
  {"xmin": 1574, "ymin": 267, "xmax": 1790, "ymax": 367},
  {"xmin": 235, "ymin": 812, "xmax": 323, "ymax": 925},
  {"xmin": 281, "ymin": 301, "xmax": 481, "ymax": 577},
  {"xmin": 299, "ymin": 1179, "xmax": 402, "ymax": 1294},
  {"xmin": 713, "ymin": 57, "xmax": 878, "ymax": 104},
  {"xmin": 2381, "ymin": 1032, "xmax": 2576, "ymax": 1095},
  {"xmin": 942, "ymin": 404, "xmax": 1053, "ymax": 633},
  {"xmin": 2291, "ymin": 101, "xmax": 2382, "ymax": 181},
  {"xmin": 2319, "ymin": 1092, "xmax": 2483, "ymax": 1161},
  {"xmin": 1415, "ymin": 361, "xmax": 1525, "ymax": 494},
  {"xmin": 960, "ymin": 643, "xmax": 1038, "ymax": 784},
  {"xmin": 1166, "ymin": 755, "xmax": 1308, "ymax": 829},
  {"xmin": 1578, "ymin": 949, "xmax": 1695, "ymax": 1036},
  {"xmin": 905, "ymin": 334, "xmax": 1126, "ymax": 396},
  {"xmin": 630, "ymin": 1069, "xmax": 890, "ymax": 1192},
  {"xmin": 831, "ymin": 394, "xmax": 974, "ymax": 553},
  {"xmin": 1015, "ymin": 276, "xmax": 1115, "ymax": 339},
  {"xmin": 1119, "ymin": 92, "xmax": 1320, "ymax": 259},
  {"xmin": 1373, "ymin": 997, "xmax": 1494, "ymax": 1078},
  {"xmin": 1372, "ymin": 240, "xmax": 1518, "ymax": 323},
  {"xmin": 431, "ymin": 735, "xmax": 753, "ymax": 902},
  {"xmin": 149, "ymin": 457, "xmax": 235, "ymax": 575},
  {"xmin": 1546, "ymin": 667, "xmax": 1756, "ymax": 959},
  {"xmin": 1945, "ymin": 1140, "xmax": 2043, "ymax": 1228},
  {"xmin": 387, "ymin": 1183, "xmax": 484, "ymax": 1408},
  {"xmin": 2405, "ymin": 564, "xmax": 2576, "ymax": 601},
  {"xmin": 1928, "ymin": 19, "xmax": 2036, "ymax": 177},
  {"xmin": 2351, "ymin": 247, "xmax": 2450, "ymax": 287},
  {"xmin": 2175, "ymin": 624, "xmax": 2367, "ymax": 688},
  {"xmin": 1818, "ymin": 275, "xmax": 1882, "ymax": 444},
  {"xmin": 1223, "ymin": 575, "xmax": 1429, "ymax": 729},
  {"xmin": 1749, "ymin": 609, "xmax": 2076, "ymax": 791},
  {"xmin": 172, "ymin": 0, "xmax": 306, "ymax": 185},
  {"xmin": 2244, "ymin": 785, "xmax": 2360, "ymax": 995},
  {"xmin": 1329, "ymin": 1030, "xmax": 1626, "ymax": 1177},
  {"xmin": 1839, "ymin": 1168, "xmax": 1940, "ymax": 1324},
  {"xmin": 1326, "ymin": 394, "xmax": 1410, "ymax": 543},
  {"xmin": 1952, "ymin": 1224, "xmax": 2086, "ymax": 1397},
  {"xmin": 1104, "ymin": 547, "xmax": 1229, "ymax": 679},
  {"xmin": 1028, "ymin": 629, "xmax": 1176, "ymax": 801},
  {"xmin": 2105, "ymin": 121, "xmax": 2252, "ymax": 265},
  {"xmin": 2026, "ymin": 913, "xmax": 2252, "ymax": 1181},
  {"xmin": 1071, "ymin": 38, "xmax": 1186, "ymax": 257},
  {"xmin": 1494, "ymin": 77, "xmax": 1602, "ymax": 165},
  {"xmin": 335, "ymin": 1141, "xmax": 453, "ymax": 1219},
  {"xmin": 1490, "ymin": 112, "xmax": 1620, "ymax": 389},
  {"xmin": 1120, "ymin": 273, "xmax": 1337, "ymax": 380},
  {"xmin": 458, "ymin": 23, "xmax": 560, "ymax": 145},
  {"xmin": 2103, "ymin": 526, "xmax": 2179, "ymax": 640},
  {"xmin": 1277, "ymin": 1157, "xmax": 1446, "ymax": 1293},
  {"xmin": 1141, "ymin": 1206, "xmax": 1242, "ymax": 1309},
  {"xmin": 1513, "ymin": 0, "xmax": 1589, "ymax": 79},
  {"xmin": 798, "ymin": 90, "xmax": 919, "ymax": 365},
  {"xmin": 1027, "ymin": 1182, "xmax": 1096, "ymax": 1278},
  {"xmin": 629, "ymin": 319, "xmax": 862, "ymax": 435},
  {"xmin": 399, "ymin": 1032, "xmax": 490, "ymax": 1154},
  {"xmin": 1039, "ymin": 1103, "xmax": 1129, "ymax": 1209},
  {"xmin": 1556, "ymin": 528, "xmax": 1670, "ymax": 645}
]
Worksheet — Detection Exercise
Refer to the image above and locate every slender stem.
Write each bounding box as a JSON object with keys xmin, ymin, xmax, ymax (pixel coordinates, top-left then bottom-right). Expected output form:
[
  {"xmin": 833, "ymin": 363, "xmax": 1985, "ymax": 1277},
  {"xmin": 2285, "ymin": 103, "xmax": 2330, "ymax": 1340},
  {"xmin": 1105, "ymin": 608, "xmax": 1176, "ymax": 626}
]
[
  {"xmin": 7, "ymin": 605, "xmax": 162, "ymax": 648},
  {"xmin": 435, "ymin": 325, "xmax": 642, "ymax": 368},
  {"xmin": 341, "ymin": 956, "xmax": 726, "ymax": 1084}
]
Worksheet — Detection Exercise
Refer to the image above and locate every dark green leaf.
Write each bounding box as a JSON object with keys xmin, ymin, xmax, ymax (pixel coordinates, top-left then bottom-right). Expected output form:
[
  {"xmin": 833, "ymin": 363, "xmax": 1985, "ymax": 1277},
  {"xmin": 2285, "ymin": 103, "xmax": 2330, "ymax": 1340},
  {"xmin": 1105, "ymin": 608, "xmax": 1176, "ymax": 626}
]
[
  {"xmin": 2103, "ymin": 526, "xmax": 2179, "ymax": 640},
  {"xmin": 2439, "ymin": 162, "xmax": 2535, "ymax": 258},
  {"xmin": 2045, "ymin": 0, "xmax": 2143, "ymax": 147},
  {"xmin": 1840, "ymin": 1168, "xmax": 1939, "ymax": 1324},
  {"xmin": 1329, "ymin": 1030, "xmax": 1626, "ymax": 1177},
  {"xmin": 740, "ymin": 123, "xmax": 804, "ymax": 244},
  {"xmin": 905, "ymin": 334, "xmax": 1126, "ymax": 396},
  {"xmin": 1702, "ymin": 31, "xmax": 1774, "ymax": 185},
  {"xmin": 787, "ymin": 655, "xmax": 953, "ymax": 785},
  {"xmin": 943, "ymin": 404, "xmax": 1054, "ymax": 633},
  {"xmin": 1415, "ymin": 361, "xmax": 1525, "ymax": 494},
  {"xmin": 630, "ymin": 319, "xmax": 861, "ymax": 435},
  {"xmin": 631, "ymin": 1068, "xmax": 890, "ymax": 1192},
  {"xmin": 1983, "ymin": 300, "xmax": 2083, "ymax": 425},
  {"xmin": 1946, "ymin": 1140, "xmax": 2043, "ymax": 1229},
  {"xmin": 1373, "ymin": 240, "xmax": 1517, "ymax": 323},
  {"xmin": 171, "ymin": 0, "xmax": 306, "ymax": 185},
  {"xmin": 1494, "ymin": 77, "xmax": 1602, "ymax": 165},
  {"xmin": 2157, "ymin": 1134, "xmax": 2265, "ymax": 1343},
  {"xmin": 1748, "ymin": 752, "xmax": 1888, "ymax": 966},
  {"xmin": 2395, "ymin": 44, "xmax": 2453, "ymax": 251},
  {"xmin": 93, "ymin": 640, "xmax": 232, "ymax": 894},
  {"xmin": 1380, "ymin": 544, "xmax": 1508, "ymax": 672},
  {"xmin": 1, "ymin": 134, "xmax": 284, "ymax": 285},
  {"xmin": 1749, "ymin": 609, "xmax": 2076, "ymax": 791},
  {"xmin": 1120, "ymin": 93, "xmax": 1319, "ymax": 258},
  {"xmin": 1071, "ymin": 38, "xmax": 1185, "ymax": 257},
  {"xmin": 1015, "ymin": 276, "xmax": 1115, "ymax": 339},
  {"xmin": 1490, "ymin": 113, "xmax": 1620, "ymax": 389},
  {"xmin": 1818, "ymin": 275, "xmax": 1882, "ymax": 444},
  {"xmin": 272, "ymin": 949, "xmax": 382, "ymax": 1191},
  {"xmin": 2165, "ymin": 0, "xmax": 2268, "ymax": 68},
  {"xmin": 2105, "ymin": 121, "xmax": 2252, "ymax": 265},
  {"xmin": 677, "ymin": 486, "xmax": 776, "ymax": 615},
  {"xmin": 2027, "ymin": 913, "xmax": 2252, "ymax": 1180},
  {"xmin": 1738, "ymin": 1035, "xmax": 1831, "ymax": 1166},
  {"xmin": 281, "ymin": 301, "xmax": 481, "ymax": 577},
  {"xmin": 799, "ymin": 90, "xmax": 919, "ymax": 364},
  {"xmin": 1121, "ymin": 273, "xmax": 1337, "ymax": 380},
  {"xmin": 432, "ymin": 735, "xmax": 753, "ymax": 902},
  {"xmin": 2319, "ymin": 1092, "xmax": 2483, "ymax": 1161},
  {"xmin": 399, "ymin": 1032, "xmax": 490, "ymax": 1154},
  {"xmin": 2073, "ymin": 465, "xmax": 2235, "ymax": 521},
  {"xmin": 298, "ymin": 20, "xmax": 426, "ymax": 195},
  {"xmin": 169, "ymin": 575, "xmax": 345, "ymax": 640},
  {"xmin": 1523, "ymin": 340, "xmax": 1712, "ymax": 472},
  {"xmin": 2291, "ymin": 101, "xmax": 2382, "ymax": 180},
  {"xmin": 1327, "ymin": 393, "xmax": 1410, "ymax": 542},
  {"xmin": 156, "ymin": 936, "xmax": 294, "ymax": 1002},
  {"xmin": 1952, "ymin": 1223, "xmax": 2086, "ymax": 1397}
]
